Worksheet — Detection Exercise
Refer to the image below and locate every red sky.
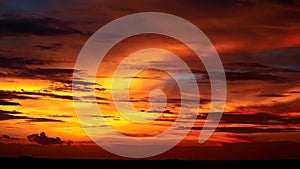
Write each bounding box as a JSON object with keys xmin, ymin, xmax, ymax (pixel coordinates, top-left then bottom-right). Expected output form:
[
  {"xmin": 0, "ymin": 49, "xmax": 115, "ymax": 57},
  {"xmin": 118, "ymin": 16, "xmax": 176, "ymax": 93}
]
[{"xmin": 0, "ymin": 0, "xmax": 300, "ymax": 160}]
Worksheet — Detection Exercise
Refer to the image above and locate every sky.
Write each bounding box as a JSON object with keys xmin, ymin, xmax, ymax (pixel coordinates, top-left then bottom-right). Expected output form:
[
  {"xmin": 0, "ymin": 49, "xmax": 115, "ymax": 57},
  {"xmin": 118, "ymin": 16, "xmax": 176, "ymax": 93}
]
[{"xmin": 0, "ymin": 0, "xmax": 300, "ymax": 160}]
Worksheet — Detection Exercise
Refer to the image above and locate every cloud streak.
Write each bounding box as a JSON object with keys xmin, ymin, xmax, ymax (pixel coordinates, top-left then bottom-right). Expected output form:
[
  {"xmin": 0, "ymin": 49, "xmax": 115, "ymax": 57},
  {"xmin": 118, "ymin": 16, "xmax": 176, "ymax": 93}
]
[
  {"xmin": 0, "ymin": 15, "xmax": 83, "ymax": 36},
  {"xmin": 0, "ymin": 109, "xmax": 63, "ymax": 122},
  {"xmin": 192, "ymin": 127, "xmax": 300, "ymax": 134},
  {"xmin": 0, "ymin": 90, "xmax": 74, "ymax": 101}
]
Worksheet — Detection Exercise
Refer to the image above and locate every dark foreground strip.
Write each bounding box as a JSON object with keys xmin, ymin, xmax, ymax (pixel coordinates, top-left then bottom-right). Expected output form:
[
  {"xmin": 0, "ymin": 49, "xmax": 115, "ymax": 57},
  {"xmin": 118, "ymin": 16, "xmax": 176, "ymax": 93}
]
[{"xmin": 0, "ymin": 158, "xmax": 298, "ymax": 169}]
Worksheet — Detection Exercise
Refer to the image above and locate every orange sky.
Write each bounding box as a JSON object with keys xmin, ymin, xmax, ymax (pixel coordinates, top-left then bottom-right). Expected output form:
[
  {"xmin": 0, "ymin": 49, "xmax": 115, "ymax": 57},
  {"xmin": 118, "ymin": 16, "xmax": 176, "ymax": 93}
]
[{"xmin": 0, "ymin": 0, "xmax": 300, "ymax": 159}]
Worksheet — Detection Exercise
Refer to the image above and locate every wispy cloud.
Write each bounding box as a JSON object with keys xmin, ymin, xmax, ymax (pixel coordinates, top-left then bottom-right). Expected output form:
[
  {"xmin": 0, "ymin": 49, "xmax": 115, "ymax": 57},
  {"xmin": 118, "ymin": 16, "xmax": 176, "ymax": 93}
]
[
  {"xmin": 34, "ymin": 42, "xmax": 63, "ymax": 51},
  {"xmin": 0, "ymin": 100, "xmax": 20, "ymax": 106},
  {"xmin": 0, "ymin": 109, "xmax": 63, "ymax": 122},
  {"xmin": 0, "ymin": 90, "xmax": 74, "ymax": 101},
  {"xmin": 236, "ymin": 97, "xmax": 300, "ymax": 114}
]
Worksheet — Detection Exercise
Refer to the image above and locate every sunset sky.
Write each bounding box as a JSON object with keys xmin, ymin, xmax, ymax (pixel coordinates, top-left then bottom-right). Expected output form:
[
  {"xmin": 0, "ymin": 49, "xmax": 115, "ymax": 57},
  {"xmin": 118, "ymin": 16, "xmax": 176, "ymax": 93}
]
[{"xmin": 1, "ymin": 0, "xmax": 300, "ymax": 160}]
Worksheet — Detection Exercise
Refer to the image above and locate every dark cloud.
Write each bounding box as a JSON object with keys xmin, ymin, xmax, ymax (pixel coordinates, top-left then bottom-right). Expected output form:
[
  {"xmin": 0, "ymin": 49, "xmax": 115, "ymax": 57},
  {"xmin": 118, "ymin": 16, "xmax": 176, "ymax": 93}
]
[
  {"xmin": 254, "ymin": 47, "xmax": 300, "ymax": 70},
  {"xmin": 199, "ymin": 65, "xmax": 290, "ymax": 82},
  {"xmin": 236, "ymin": 97, "xmax": 300, "ymax": 114},
  {"xmin": 222, "ymin": 48, "xmax": 300, "ymax": 83},
  {"xmin": 119, "ymin": 132, "xmax": 156, "ymax": 137},
  {"xmin": 168, "ymin": 97, "xmax": 211, "ymax": 105},
  {"xmin": 120, "ymin": 97, "xmax": 210, "ymax": 105},
  {"xmin": 0, "ymin": 100, "xmax": 20, "ymax": 106},
  {"xmin": 219, "ymin": 112, "xmax": 280, "ymax": 125},
  {"xmin": 224, "ymin": 71, "xmax": 285, "ymax": 81},
  {"xmin": 162, "ymin": 109, "xmax": 175, "ymax": 114},
  {"xmin": 155, "ymin": 111, "xmax": 300, "ymax": 128},
  {"xmin": 188, "ymin": 126, "xmax": 300, "ymax": 133},
  {"xmin": 122, "ymin": 75, "xmax": 168, "ymax": 81},
  {"xmin": 154, "ymin": 118, "xmax": 176, "ymax": 122},
  {"xmin": 19, "ymin": 68, "xmax": 76, "ymax": 83},
  {"xmin": 96, "ymin": 102, "xmax": 110, "ymax": 105},
  {"xmin": 0, "ymin": 55, "xmax": 100, "ymax": 94},
  {"xmin": 2, "ymin": 135, "xmax": 10, "ymax": 139},
  {"xmin": 0, "ymin": 56, "xmax": 78, "ymax": 84},
  {"xmin": 1, "ymin": 134, "xmax": 20, "ymax": 140},
  {"xmin": 197, "ymin": 112, "xmax": 300, "ymax": 125},
  {"xmin": 26, "ymin": 118, "xmax": 63, "ymax": 122},
  {"xmin": 18, "ymin": 90, "xmax": 74, "ymax": 100},
  {"xmin": 216, "ymin": 127, "xmax": 299, "ymax": 134},
  {"xmin": 256, "ymin": 93, "xmax": 290, "ymax": 97},
  {"xmin": 192, "ymin": 64, "xmax": 297, "ymax": 87},
  {"xmin": 0, "ymin": 67, "xmax": 88, "ymax": 92},
  {"xmin": 221, "ymin": 112, "xmax": 300, "ymax": 125},
  {"xmin": 0, "ymin": 55, "xmax": 98, "ymax": 93},
  {"xmin": 46, "ymin": 79, "xmax": 99, "ymax": 93},
  {"xmin": 82, "ymin": 96, "xmax": 109, "ymax": 101},
  {"xmin": 0, "ymin": 90, "xmax": 74, "ymax": 101},
  {"xmin": 226, "ymin": 62, "xmax": 270, "ymax": 69},
  {"xmin": 146, "ymin": 109, "xmax": 176, "ymax": 114},
  {"xmin": 0, "ymin": 109, "xmax": 23, "ymax": 121},
  {"xmin": 226, "ymin": 62, "xmax": 300, "ymax": 73},
  {"xmin": 0, "ymin": 90, "xmax": 38, "ymax": 100},
  {"xmin": 267, "ymin": 0, "xmax": 298, "ymax": 6},
  {"xmin": 72, "ymin": 80, "xmax": 99, "ymax": 86},
  {"xmin": 27, "ymin": 132, "xmax": 62, "ymax": 145},
  {"xmin": 218, "ymin": 49, "xmax": 299, "ymax": 85},
  {"xmin": 285, "ymin": 91, "xmax": 300, "ymax": 94},
  {"xmin": 34, "ymin": 42, "xmax": 63, "ymax": 51},
  {"xmin": 0, "ymin": 55, "xmax": 52, "ymax": 70},
  {"xmin": 0, "ymin": 109, "xmax": 63, "ymax": 122},
  {"xmin": 198, "ymin": 0, "xmax": 298, "ymax": 6},
  {"xmin": 95, "ymin": 88, "xmax": 106, "ymax": 92},
  {"xmin": 48, "ymin": 115, "xmax": 72, "ymax": 118},
  {"xmin": 0, "ymin": 15, "xmax": 83, "ymax": 36},
  {"xmin": 79, "ymin": 95, "xmax": 110, "ymax": 105},
  {"xmin": 190, "ymin": 68, "xmax": 207, "ymax": 74}
]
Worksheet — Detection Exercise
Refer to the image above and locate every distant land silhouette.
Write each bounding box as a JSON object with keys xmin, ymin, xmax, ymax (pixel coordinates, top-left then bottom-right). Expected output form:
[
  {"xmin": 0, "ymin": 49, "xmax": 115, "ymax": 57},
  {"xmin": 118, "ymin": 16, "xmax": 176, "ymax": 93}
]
[{"xmin": 0, "ymin": 157, "xmax": 298, "ymax": 169}]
